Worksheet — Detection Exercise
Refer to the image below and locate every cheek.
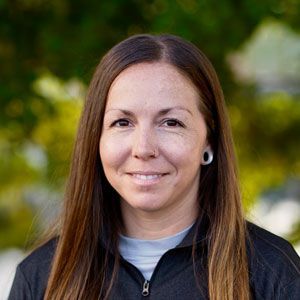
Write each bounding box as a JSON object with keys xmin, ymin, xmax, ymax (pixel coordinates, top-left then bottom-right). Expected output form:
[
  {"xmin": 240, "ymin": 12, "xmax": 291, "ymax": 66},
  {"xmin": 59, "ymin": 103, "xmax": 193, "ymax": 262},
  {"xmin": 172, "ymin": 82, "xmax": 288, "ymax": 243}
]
[
  {"xmin": 159, "ymin": 134, "xmax": 204, "ymax": 170},
  {"xmin": 99, "ymin": 136, "xmax": 128, "ymax": 170}
]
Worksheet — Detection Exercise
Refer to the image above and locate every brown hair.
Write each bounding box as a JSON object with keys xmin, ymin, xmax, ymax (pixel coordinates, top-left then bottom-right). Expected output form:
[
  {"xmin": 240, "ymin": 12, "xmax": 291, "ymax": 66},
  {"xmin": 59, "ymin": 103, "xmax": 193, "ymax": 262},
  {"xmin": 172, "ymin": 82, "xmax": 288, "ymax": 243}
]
[{"xmin": 44, "ymin": 34, "xmax": 250, "ymax": 299}]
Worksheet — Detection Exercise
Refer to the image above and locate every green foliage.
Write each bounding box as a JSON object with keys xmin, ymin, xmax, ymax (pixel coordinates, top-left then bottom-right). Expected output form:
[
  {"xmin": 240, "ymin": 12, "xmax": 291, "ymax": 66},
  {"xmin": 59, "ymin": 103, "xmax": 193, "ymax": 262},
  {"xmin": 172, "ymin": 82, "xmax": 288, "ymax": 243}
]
[
  {"xmin": 0, "ymin": 204, "xmax": 34, "ymax": 248},
  {"xmin": 229, "ymin": 93, "xmax": 300, "ymax": 209},
  {"xmin": 0, "ymin": 73, "xmax": 83, "ymax": 248}
]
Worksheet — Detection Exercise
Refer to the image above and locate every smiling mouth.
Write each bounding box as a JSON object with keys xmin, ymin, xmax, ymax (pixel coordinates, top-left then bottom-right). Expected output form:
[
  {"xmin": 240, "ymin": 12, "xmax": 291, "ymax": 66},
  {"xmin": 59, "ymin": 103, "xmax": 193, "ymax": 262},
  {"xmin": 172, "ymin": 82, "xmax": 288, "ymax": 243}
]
[
  {"xmin": 132, "ymin": 174, "xmax": 163, "ymax": 180},
  {"xmin": 127, "ymin": 172, "xmax": 168, "ymax": 183},
  {"xmin": 128, "ymin": 172, "xmax": 168, "ymax": 187}
]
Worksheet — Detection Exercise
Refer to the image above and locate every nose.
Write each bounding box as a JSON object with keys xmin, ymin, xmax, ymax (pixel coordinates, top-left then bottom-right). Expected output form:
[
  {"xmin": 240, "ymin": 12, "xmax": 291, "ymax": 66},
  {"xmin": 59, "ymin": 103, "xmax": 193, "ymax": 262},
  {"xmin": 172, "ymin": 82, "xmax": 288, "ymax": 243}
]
[{"xmin": 132, "ymin": 127, "xmax": 158, "ymax": 160}]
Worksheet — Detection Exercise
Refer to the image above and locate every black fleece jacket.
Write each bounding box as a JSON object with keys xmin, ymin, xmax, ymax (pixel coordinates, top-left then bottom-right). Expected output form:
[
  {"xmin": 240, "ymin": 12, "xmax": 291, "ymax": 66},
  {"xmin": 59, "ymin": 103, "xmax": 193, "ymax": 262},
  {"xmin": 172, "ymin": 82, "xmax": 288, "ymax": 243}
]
[{"xmin": 8, "ymin": 222, "xmax": 300, "ymax": 299}]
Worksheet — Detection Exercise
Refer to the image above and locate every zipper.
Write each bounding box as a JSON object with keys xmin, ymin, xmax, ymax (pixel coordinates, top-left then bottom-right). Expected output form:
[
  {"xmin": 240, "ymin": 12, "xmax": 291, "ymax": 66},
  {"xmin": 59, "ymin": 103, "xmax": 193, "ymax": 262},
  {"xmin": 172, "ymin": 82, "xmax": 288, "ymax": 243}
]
[
  {"xmin": 141, "ymin": 280, "xmax": 150, "ymax": 297},
  {"xmin": 121, "ymin": 247, "xmax": 195, "ymax": 297}
]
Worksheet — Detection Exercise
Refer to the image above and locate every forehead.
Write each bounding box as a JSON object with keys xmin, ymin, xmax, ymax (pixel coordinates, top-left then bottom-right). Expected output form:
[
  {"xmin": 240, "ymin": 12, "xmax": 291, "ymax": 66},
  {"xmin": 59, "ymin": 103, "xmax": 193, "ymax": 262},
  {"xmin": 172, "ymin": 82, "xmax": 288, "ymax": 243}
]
[{"xmin": 106, "ymin": 62, "xmax": 200, "ymax": 111}]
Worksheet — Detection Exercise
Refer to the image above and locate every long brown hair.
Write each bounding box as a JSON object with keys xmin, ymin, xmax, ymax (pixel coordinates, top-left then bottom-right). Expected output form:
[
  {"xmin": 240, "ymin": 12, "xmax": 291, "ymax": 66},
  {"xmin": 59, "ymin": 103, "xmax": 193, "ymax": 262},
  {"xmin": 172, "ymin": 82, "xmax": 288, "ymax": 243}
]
[{"xmin": 44, "ymin": 34, "xmax": 250, "ymax": 299}]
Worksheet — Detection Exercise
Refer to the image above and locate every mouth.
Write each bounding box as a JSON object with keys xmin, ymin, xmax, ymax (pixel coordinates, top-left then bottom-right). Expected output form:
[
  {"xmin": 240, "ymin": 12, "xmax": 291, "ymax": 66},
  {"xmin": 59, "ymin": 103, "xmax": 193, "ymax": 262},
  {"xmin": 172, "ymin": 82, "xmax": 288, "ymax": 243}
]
[
  {"xmin": 132, "ymin": 174, "xmax": 163, "ymax": 180},
  {"xmin": 127, "ymin": 172, "xmax": 168, "ymax": 185}
]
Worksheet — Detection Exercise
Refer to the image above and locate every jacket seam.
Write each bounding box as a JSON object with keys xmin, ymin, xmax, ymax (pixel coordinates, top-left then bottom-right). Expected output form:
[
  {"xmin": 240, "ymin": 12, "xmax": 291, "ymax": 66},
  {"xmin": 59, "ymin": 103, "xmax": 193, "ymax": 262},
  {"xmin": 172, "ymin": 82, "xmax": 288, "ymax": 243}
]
[{"xmin": 280, "ymin": 276, "xmax": 300, "ymax": 297}]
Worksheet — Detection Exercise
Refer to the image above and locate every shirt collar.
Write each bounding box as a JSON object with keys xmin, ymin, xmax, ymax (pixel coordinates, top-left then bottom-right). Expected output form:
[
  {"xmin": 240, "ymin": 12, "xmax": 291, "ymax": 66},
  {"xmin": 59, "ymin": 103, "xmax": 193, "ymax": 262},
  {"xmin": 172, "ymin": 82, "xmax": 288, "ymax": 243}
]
[{"xmin": 100, "ymin": 213, "xmax": 210, "ymax": 252}]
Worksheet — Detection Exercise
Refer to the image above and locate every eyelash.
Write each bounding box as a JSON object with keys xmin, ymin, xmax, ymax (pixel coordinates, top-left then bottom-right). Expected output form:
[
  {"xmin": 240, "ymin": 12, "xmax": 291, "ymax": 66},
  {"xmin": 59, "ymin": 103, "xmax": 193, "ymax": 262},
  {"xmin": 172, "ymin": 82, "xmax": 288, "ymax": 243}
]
[
  {"xmin": 109, "ymin": 118, "xmax": 185, "ymax": 128},
  {"xmin": 110, "ymin": 118, "xmax": 131, "ymax": 127},
  {"xmin": 162, "ymin": 118, "xmax": 184, "ymax": 127}
]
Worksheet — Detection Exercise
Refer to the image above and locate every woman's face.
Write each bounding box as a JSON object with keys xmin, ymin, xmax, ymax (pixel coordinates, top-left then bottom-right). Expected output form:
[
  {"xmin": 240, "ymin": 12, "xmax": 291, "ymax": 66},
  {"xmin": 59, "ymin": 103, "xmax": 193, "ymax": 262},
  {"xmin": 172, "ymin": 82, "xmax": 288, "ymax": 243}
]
[{"xmin": 100, "ymin": 62, "xmax": 208, "ymax": 217}]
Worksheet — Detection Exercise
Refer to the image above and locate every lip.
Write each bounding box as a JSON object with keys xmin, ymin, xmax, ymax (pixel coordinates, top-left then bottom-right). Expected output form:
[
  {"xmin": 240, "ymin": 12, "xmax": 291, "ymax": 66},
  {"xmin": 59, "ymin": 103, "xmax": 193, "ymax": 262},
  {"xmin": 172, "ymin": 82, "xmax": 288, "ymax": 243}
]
[
  {"xmin": 127, "ymin": 171, "xmax": 168, "ymax": 175},
  {"xmin": 127, "ymin": 172, "xmax": 168, "ymax": 186}
]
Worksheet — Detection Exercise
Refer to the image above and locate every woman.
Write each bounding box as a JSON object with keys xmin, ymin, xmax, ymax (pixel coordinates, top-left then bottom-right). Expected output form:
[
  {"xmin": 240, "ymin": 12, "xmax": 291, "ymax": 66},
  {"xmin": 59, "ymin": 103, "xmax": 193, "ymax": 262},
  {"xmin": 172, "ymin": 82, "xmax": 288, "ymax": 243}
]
[{"xmin": 9, "ymin": 34, "xmax": 300, "ymax": 299}]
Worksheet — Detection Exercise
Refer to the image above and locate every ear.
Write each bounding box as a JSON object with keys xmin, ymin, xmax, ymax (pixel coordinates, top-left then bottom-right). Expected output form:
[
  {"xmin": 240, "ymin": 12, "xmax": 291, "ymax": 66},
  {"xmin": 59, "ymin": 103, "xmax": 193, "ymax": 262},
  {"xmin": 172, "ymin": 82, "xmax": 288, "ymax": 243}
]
[{"xmin": 201, "ymin": 145, "xmax": 214, "ymax": 165}]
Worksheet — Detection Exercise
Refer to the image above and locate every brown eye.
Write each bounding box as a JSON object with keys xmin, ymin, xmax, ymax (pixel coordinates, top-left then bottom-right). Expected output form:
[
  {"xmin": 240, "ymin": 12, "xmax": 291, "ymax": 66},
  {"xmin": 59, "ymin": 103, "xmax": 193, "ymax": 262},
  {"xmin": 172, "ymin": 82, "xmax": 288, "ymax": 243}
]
[
  {"xmin": 163, "ymin": 119, "xmax": 184, "ymax": 127},
  {"xmin": 111, "ymin": 119, "xmax": 131, "ymax": 127}
]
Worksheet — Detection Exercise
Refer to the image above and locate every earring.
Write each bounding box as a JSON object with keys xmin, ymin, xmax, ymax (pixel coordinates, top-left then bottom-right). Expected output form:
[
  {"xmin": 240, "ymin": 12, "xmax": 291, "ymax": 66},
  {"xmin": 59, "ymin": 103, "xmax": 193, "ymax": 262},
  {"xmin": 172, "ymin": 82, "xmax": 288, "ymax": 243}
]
[{"xmin": 202, "ymin": 147, "xmax": 213, "ymax": 165}]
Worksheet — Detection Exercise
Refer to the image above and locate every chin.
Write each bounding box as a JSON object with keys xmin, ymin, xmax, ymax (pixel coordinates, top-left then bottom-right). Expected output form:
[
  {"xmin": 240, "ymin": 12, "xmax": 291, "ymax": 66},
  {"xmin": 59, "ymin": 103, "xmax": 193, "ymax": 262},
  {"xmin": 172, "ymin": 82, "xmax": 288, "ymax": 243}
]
[{"xmin": 124, "ymin": 197, "xmax": 166, "ymax": 212}]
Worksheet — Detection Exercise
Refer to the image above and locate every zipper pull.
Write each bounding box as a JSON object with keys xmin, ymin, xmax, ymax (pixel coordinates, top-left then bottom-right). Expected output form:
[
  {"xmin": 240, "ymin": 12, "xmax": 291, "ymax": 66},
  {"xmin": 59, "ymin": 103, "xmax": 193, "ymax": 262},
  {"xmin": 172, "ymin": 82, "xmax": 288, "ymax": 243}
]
[{"xmin": 142, "ymin": 280, "xmax": 150, "ymax": 297}]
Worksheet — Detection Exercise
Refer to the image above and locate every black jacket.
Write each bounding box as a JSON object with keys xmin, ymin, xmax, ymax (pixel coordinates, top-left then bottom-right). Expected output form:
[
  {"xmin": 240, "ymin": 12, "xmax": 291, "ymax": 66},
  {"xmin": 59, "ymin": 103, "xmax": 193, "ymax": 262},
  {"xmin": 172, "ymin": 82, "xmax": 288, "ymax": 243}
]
[{"xmin": 8, "ymin": 222, "xmax": 300, "ymax": 299}]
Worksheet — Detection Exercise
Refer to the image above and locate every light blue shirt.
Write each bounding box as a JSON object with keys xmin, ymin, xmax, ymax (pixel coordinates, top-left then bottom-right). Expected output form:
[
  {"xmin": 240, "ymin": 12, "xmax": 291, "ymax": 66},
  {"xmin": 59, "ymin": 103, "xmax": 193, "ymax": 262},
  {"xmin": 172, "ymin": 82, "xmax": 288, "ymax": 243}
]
[{"xmin": 119, "ymin": 224, "xmax": 193, "ymax": 280}]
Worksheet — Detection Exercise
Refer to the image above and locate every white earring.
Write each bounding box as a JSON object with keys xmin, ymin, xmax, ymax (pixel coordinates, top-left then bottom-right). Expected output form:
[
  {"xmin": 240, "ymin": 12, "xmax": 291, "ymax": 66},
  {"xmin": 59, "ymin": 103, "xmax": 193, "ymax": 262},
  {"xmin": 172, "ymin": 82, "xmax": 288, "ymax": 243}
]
[{"xmin": 202, "ymin": 147, "xmax": 213, "ymax": 165}]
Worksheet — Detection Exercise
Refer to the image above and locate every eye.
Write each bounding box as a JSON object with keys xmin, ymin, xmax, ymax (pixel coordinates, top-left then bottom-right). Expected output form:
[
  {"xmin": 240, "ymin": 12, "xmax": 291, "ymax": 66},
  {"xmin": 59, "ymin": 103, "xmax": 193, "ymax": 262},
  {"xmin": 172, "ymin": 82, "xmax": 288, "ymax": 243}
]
[
  {"xmin": 162, "ymin": 119, "xmax": 184, "ymax": 127},
  {"xmin": 110, "ymin": 119, "xmax": 131, "ymax": 127}
]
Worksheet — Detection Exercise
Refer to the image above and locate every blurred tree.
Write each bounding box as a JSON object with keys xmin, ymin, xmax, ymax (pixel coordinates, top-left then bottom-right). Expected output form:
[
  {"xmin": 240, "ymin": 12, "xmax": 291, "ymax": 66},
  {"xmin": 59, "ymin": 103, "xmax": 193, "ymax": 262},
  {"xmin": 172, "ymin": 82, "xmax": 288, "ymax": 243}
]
[
  {"xmin": 229, "ymin": 93, "xmax": 300, "ymax": 208},
  {"xmin": 1, "ymin": 0, "xmax": 300, "ymax": 126}
]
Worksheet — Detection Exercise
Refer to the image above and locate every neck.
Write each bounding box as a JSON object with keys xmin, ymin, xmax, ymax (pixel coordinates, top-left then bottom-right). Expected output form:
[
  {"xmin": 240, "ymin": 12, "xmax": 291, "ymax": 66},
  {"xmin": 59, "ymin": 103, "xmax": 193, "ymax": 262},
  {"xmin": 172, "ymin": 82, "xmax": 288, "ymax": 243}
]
[{"xmin": 121, "ymin": 200, "xmax": 198, "ymax": 240}]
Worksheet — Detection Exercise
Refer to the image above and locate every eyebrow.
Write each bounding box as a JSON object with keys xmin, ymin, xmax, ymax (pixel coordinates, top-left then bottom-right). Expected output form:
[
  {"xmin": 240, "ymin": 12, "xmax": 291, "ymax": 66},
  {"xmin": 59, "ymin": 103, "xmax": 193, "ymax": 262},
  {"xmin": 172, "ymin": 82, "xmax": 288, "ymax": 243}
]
[{"xmin": 105, "ymin": 106, "xmax": 193, "ymax": 116}]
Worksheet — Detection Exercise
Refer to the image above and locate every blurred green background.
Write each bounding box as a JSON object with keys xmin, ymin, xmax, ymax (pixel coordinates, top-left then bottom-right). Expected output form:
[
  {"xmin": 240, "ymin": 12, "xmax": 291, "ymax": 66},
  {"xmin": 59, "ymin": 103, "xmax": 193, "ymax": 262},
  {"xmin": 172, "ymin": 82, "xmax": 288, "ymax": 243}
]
[{"xmin": 0, "ymin": 0, "xmax": 300, "ymax": 250}]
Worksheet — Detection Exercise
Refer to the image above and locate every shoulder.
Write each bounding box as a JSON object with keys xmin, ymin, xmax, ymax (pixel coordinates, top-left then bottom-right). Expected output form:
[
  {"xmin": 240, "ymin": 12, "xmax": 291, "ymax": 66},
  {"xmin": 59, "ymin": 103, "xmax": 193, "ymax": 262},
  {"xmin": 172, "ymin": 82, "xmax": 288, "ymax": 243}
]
[
  {"xmin": 247, "ymin": 222, "xmax": 299, "ymax": 274},
  {"xmin": 9, "ymin": 238, "xmax": 57, "ymax": 300},
  {"xmin": 18, "ymin": 237, "xmax": 57, "ymax": 275},
  {"xmin": 246, "ymin": 222, "xmax": 300, "ymax": 299}
]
